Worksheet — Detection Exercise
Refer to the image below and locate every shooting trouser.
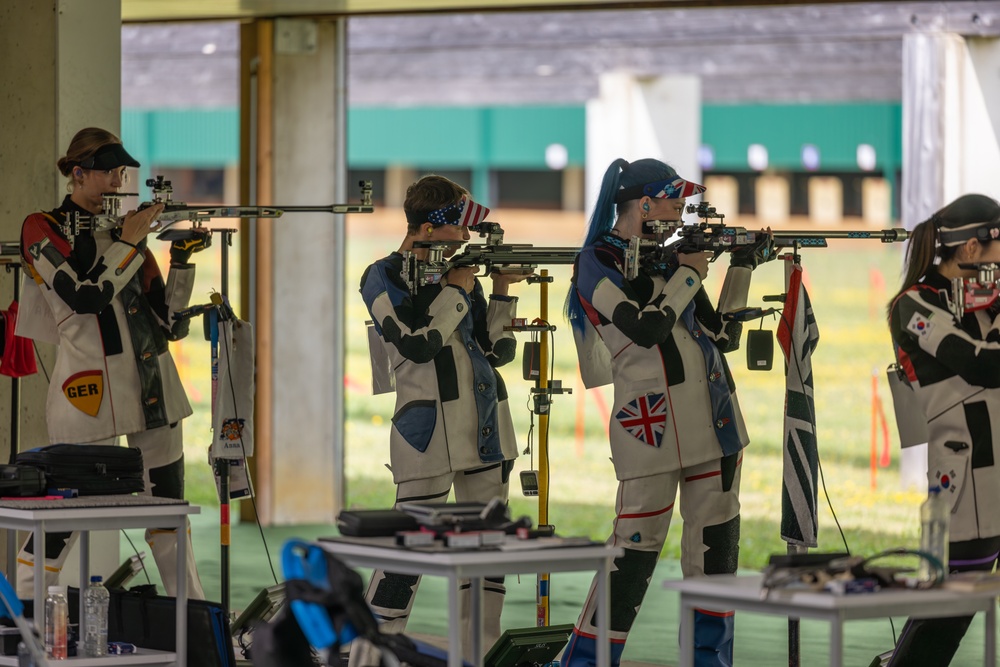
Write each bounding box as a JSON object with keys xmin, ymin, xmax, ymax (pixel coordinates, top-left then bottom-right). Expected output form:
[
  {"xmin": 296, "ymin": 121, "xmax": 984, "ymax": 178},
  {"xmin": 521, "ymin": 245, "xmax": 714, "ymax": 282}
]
[
  {"xmin": 17, "ymin": 423, "xmax": 205, "ymax": 600},
  {"xmin": 884, "ymin": 535, "xmax": 1000, "ymax": 667},
  {"xmin": 562, "ymin": 454, "xmax": 741, "ymax": 667},
  {"xmin": 348, "ymin": 463, "xmax": 511, "ymax": 667}
]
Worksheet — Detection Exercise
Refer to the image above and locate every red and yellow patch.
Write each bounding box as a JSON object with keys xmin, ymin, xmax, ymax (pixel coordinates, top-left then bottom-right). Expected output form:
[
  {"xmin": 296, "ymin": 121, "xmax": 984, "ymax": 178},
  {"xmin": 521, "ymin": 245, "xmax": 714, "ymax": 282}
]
[
  {"xmin": 62, "ymin": 371, "xmax": 103, "ymax": 417},
  {"xmin": 220, "ymin": 418, "xmax": 245, "ymax": 441}
]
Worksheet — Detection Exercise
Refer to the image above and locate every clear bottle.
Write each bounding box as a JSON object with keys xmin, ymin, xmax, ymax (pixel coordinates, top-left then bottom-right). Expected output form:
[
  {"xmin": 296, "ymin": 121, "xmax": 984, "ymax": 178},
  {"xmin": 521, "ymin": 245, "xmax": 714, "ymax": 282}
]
[
  {"xmin": 43, "ymin": 585, "xmax": 68, "ymax": 660},
  {"xmin": 16, "ymin": 640, "xmax": 35, "ymax": 667},
  {"xmin": 919, "ymin": 485, "xmax": 951, "ymax": 582},
  {"xmin": 83, "ymin": 575, "xmax": 110, "ymax": 657}
]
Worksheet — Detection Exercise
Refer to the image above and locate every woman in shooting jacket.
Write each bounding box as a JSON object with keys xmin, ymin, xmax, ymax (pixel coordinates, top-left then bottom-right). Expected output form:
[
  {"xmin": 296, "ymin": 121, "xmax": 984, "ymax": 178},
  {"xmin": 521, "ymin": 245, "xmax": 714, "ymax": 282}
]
[
  {"xmin": 563, "ymin": 158, "xmax": 774, "ymax": 667},
  {"xmin": 885, "ymin": 194, "xmax": 1000, "ymax": 666},
  {"xmin": 354, "ymin": 175, "xmax": 527, "ymax": 665},
  {"xmin": 16, "ymin": 127, "xmax": 209, "ymax": 599}
]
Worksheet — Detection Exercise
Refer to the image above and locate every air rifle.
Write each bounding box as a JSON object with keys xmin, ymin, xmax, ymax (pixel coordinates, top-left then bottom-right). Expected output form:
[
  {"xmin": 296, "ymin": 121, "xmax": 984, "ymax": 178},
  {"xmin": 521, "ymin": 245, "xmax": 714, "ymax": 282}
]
[
  {"xmin": 950, "ymin": 262, "xmax": 1000, "ymax": 318},
  {"xmin": 624, "ymin": 200, "xmax": 910, "ymax": 279},
  {"xmin": 402, "ymin": 222, "xmax": 579, "ymax": 294},
  {"xmin": 57, "ymin": 175, "xmax": 374, "ymax": 245}
]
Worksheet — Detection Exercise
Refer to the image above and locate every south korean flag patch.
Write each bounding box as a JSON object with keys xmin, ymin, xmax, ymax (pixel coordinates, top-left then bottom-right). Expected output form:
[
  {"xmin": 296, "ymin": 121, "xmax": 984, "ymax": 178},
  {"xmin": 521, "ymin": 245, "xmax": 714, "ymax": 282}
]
[{"xmin": 906, "ymin": 311, "xmax": 933, "ymax": 338}]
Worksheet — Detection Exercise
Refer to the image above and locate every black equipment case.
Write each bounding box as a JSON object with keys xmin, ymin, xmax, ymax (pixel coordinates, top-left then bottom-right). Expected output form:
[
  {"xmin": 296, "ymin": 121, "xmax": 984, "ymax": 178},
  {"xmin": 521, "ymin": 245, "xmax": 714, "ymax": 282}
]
[
  {"xmin": 0, "ymin": 465, "xmax": 46, "ymax": 497},
  {"xmin": 15, "ymin": 444, "xmax": 145, "ymax": 496}
]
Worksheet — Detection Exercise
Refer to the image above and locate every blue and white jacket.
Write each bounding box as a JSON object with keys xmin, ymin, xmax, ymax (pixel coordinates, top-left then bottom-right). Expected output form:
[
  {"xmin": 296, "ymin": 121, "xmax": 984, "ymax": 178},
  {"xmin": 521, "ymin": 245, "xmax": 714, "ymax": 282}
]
[
  {"xmin": 360, "ymin": 253, "xmax": 519, "ymax": 483},
  {"xmin": 572, "ymin": 234, "xmax": 751, "ymax": 479}
]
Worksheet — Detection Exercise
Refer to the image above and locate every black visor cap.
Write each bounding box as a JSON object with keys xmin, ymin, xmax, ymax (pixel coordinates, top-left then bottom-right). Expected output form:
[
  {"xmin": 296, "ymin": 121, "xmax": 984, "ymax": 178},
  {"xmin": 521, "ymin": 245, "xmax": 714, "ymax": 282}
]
[{"xmin": 79, "ymin": 143, "xmax": 140, "ymax": 170}]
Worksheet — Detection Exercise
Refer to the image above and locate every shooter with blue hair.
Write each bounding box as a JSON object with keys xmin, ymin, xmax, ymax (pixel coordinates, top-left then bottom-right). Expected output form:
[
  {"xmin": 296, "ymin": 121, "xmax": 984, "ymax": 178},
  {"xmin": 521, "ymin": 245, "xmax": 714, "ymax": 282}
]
[{"xmin": 562, "ymin": 158, "xmax": 773, "ymax": 667}]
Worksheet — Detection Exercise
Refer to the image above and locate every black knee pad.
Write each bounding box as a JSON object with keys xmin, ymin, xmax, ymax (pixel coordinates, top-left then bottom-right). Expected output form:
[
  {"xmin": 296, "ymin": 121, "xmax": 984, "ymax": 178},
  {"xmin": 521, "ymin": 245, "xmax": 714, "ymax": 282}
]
[
  {"xmin": 720, "ymin": 453, "xmax": 739, "ymax": 493},
  {"xmin": 24, "ymin": 532, "xmax": 73, "ymax": 559},
  {"xmin": 703, "ymin": 515, "xmax": 740, "ymax": 575},
  {"xmin": 371, "ymin": 573, "xmax": 419, "ymax": 612},
  {"xmin": 501, "ymin": 460, "xmax": 515, "ymax": 484},
  {"xmin": 149, "ymin": 455, "xmax": 185, "ymax": 499},
  {"xmin": 590, "ymin": 548, "xmax": 658, "ymax": 634},
  {"xmin": 460, "ymin": 576, "xmax": 506, "ymax": 595}
]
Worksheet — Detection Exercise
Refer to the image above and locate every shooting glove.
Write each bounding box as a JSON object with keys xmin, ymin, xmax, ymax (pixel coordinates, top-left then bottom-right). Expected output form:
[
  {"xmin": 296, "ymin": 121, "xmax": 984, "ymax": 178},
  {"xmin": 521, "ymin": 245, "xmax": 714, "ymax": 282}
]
[
  {"xmin": 169, "ymin": 229, "xmax": 212, "ymax": 265},
  {"xmin": 730, "ymin": 234, "xmax": 775, "ymax": 270}
]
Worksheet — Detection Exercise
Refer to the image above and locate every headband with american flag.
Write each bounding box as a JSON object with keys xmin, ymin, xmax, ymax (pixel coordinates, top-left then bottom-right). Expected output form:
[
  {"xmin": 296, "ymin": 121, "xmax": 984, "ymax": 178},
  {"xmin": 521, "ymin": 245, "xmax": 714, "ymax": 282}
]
[{"xmin": 425, "ymin": 196, "xmax": 490, "ymax": 228}]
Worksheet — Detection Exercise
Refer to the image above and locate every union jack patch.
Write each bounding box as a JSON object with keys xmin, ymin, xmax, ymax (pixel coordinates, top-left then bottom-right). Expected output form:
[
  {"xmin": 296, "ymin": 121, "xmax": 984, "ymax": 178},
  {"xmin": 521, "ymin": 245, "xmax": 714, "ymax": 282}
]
[{"xmin": 615, "ymin": 393, "xmax": 667, "ymax": 447}]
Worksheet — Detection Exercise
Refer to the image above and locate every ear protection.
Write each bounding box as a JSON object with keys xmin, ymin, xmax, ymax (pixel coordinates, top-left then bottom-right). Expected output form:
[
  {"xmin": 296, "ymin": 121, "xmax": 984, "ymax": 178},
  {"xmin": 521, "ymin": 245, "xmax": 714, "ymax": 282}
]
[
  {"xmin": 73, "ymin": 169, "xmax": 83, "ymax": 179},
  {"xmin": 642, "ymin": 202, "xmax": 650, "ymax": 212}
]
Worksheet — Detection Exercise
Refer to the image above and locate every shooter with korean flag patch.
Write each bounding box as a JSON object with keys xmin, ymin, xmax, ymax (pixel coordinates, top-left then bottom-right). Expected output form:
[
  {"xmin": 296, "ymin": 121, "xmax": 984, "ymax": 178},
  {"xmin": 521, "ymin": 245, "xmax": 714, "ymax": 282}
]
[
  {"xmin": 885, "ymin": 194, "xmax": 1000, "ymax": 666},
  {"xmin": 563, "ymin": 158, "xmax": 775, "ymax": 667}
]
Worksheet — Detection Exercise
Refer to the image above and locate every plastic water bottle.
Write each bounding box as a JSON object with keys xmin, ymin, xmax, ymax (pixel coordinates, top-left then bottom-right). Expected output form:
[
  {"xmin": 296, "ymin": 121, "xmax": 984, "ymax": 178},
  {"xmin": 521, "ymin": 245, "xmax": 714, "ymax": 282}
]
[
  {"xmin": 44, "ymin": 585, "xmax": 68, "ymax": 660},
  {"xmin": 17, "ymin": 640, "xmax": 35, "ymax": 667},
  {"xmin": 919, "ymin": 485, "xmax": 950, "ymax": 582},
  {"xmin": 83, "ymin": 575, "xmax": 110, "ymax": 657}
]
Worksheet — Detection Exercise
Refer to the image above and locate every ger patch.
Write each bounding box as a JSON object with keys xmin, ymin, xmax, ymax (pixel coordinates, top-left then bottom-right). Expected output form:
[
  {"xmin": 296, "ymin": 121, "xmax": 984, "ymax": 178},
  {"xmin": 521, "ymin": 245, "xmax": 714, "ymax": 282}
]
[
  {"xmin": 906, "ymin": 311, "xmax": 933, "ymax": 338},
  {"xmin": 62, "ymin": 370, "xmax": 103, "ymax": 417}
]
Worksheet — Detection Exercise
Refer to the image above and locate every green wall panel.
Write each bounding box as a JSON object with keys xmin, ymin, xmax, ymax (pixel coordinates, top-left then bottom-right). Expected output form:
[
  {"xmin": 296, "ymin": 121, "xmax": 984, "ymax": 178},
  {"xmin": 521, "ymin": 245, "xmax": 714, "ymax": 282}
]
[
  {"xmin": 122, "ymin": 109, "xmax": 238, "ymax": 167},
  {"xmin": 347, "ymin": 106, "xmax": 586, "ymax": 169},
  {"xmin": 702, "ymin": 103, "xmax": 902, "ymax": 172},
  {"xmin": 122, "ymin": 103, "xmax": 902, "ymax": 174}
]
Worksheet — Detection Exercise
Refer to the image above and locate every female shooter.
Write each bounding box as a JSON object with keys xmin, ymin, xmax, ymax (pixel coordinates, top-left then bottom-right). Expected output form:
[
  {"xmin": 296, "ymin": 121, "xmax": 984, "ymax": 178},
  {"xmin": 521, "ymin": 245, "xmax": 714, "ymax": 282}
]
[
  {"xmin": 885, "ymin": 194, "xmax": 1000, "ymax": 666},
  {"xmin": 564, "ymin": 158, "xmax": 773, "ymax": 667},
  {"xmin": 16, "ymin": 127, "xmax": 209, "ymax": 599}
]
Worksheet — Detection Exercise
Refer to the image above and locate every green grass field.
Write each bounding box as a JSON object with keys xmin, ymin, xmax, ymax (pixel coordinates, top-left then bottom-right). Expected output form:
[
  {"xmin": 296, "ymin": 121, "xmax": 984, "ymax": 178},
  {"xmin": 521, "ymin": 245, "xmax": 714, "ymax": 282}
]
[{"xmin": 176, "ymin": 211, "xmax": 925, "ymax": 573}]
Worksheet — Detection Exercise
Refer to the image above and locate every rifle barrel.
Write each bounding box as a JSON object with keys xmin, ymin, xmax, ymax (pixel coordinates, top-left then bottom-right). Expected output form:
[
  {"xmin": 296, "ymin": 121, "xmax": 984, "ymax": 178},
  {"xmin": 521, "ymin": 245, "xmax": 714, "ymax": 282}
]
[{"xmin": 771, "ymin": 228, "xmax": 909, "ymax": 242}]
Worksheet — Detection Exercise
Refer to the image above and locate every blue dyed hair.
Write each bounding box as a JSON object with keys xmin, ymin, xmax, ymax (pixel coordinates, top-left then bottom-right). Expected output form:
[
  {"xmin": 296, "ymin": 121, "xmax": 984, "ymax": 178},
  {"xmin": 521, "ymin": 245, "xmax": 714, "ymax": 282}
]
[{"xmin": 565, "ymin": 158, "xmax": 680, "ymax": 334}]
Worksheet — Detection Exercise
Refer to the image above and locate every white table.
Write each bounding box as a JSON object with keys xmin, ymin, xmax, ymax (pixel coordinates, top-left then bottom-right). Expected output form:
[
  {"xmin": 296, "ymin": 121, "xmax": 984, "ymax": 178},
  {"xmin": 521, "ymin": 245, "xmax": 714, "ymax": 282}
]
[
  {"xmin": 0, "ymin": 496, "xmax": 199, "ymax": 666},
  {"xmin": 320, "ymin": 536, "xmax": 622, "ymax": 667},
  {"xmin": 663, "ymin": 574, "xmax": 998, "ymax": 667}
]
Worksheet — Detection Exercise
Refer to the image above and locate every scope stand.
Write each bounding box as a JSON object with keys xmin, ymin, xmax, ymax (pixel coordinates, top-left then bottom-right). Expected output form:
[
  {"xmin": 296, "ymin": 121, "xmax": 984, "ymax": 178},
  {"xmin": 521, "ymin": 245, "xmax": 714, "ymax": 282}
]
[
  {"xmin": 504, "ymin": 269, "xmax": 572, "ymax": 627},
  {"xmin": 182, "ymin": 228, "xmax": 241, "ymax": 617}
]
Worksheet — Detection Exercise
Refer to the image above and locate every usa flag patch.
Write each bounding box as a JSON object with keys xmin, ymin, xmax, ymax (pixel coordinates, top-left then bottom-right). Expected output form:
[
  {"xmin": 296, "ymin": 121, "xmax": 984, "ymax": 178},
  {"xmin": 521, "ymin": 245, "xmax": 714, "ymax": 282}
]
[{"xmin": 615, "ymin": 393, "xmax": 667, "ymax": 447}]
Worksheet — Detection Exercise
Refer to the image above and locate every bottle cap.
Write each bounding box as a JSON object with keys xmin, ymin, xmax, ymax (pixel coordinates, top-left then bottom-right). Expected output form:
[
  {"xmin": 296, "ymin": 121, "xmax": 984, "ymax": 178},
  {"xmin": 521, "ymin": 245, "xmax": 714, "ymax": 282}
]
[{"xmin": 90, "ymin": 575, "xmax": 103, "ymax": 583}]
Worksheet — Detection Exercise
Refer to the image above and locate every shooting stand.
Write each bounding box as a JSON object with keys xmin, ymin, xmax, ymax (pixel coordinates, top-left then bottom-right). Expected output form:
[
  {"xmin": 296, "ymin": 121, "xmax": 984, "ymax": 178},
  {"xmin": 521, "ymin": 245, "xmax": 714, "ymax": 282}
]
[{"xmin": 504, "ymin": 268, "xmax": 572, "ymax": 628}]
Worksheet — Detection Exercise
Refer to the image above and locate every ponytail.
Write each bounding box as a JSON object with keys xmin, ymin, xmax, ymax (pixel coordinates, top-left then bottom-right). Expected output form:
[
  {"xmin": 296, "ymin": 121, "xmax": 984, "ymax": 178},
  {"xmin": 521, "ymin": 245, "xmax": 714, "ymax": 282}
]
[
  {"xmin": 565, "ymin": 159, "xmax": 630, "ymax": 334},
  {"xmin": 887, "ymin": 218, "xmax": 938, "ymax": 317}
]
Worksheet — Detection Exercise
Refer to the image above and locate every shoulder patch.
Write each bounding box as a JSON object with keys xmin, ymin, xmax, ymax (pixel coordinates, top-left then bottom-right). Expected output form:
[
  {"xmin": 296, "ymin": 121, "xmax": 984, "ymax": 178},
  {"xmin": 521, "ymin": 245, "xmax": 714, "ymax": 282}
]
[{"xmin": 906, "ymin": 311, "xmax": 933, "ymax": 337}]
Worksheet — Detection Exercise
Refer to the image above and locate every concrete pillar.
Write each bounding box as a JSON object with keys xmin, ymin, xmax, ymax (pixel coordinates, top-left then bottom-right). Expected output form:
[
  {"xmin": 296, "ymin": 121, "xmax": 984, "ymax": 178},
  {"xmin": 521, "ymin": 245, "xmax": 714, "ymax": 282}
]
[
  {"xmin": 244, "ymin": 18, "xmax": 345, "ymax": 525},
  {"xmin": 0, "ymin": 0, "xmax": 122, "ymax": 576},
  {"xmin": 902, "ymin": 33, "xmax": 1000, "ymax": 223},
  {"xmin": 385, "ymin": 164, "xmax": 417, "ymax": 209},
  {"xmin": 900, "ymin": 32, "xmax": 1000, "ymax": 489},
  {"xmin": 585, "ymin": 72, "xmax": 702, "ymax": 214}
]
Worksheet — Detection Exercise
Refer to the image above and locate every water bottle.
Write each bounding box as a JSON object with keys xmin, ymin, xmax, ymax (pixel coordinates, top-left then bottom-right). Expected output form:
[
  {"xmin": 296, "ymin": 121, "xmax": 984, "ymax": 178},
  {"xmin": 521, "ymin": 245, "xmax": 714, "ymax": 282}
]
[
  {"xmin": 83, "ymin": 575, "xmax": 110, "ymax": 657},
  {"xmin": 17, "ymin": 640, "xmax": 35, "ymax": 667},
  {"xmin": 43, "ymin": 585, "xmax": 68, "ymax": 660},
  {"xmin": 919, "ymin": 485, "xmax": 950, "ymax": 582}
]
